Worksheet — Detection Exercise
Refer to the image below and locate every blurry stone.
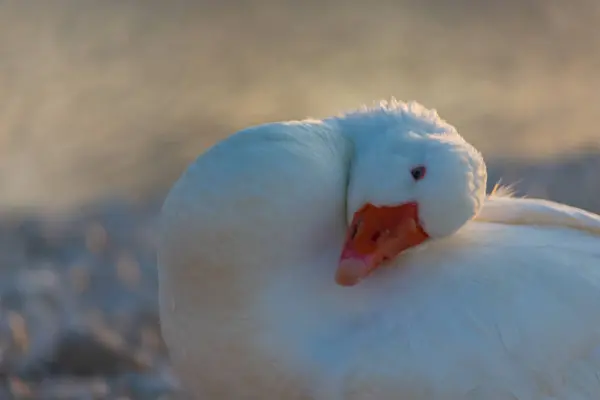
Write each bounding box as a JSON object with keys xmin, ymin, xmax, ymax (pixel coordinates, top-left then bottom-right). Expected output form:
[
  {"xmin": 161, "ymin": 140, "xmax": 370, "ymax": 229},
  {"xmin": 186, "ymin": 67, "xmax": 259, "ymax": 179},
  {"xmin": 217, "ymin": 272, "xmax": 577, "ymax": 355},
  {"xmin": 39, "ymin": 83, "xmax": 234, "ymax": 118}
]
[
  {"xmin": 40, "ymin": 328, "xmax": 138, "ymax": 376},
  {"xmin": 31, "ymin": 377, "xmax": 110, "ymax": 399},
  {"xmin": 8, "ymin": 375, "xmax": 32, "ymax": 398},
  {"xmin": 85, "ymin": 222, "xmax": 108, "ymax": 254},
  {"xmin": 132, "ymin": 348, "xmax": 154, "ymax": 370},
  {"xmin": 113, "ymin": 370, "xmax": 181, "ymax": 399},
  {"xmin": 92, "ymin": 325, "xmax": 126, "ymax": 355},
  {"xmin": 7, "ymin": 311, "xmax": 28, "ymax": 353},
  {"xmin": 140, "ymin": 327, "xmax": 161, "ymax": 351},
  {"xmin": 69, "ymin": 265, "xmax": 91, "ymax": 294},
  {"xmin": 116, "ymin": 252, "xmax": 141, "ymax": 289},
  {"xmin": 16, "ymin": 219, "xmax": 51, "ymax": 261},
  {"xmin": 16, "ymin": 269, "xmax": 61, "ymax": 297}
]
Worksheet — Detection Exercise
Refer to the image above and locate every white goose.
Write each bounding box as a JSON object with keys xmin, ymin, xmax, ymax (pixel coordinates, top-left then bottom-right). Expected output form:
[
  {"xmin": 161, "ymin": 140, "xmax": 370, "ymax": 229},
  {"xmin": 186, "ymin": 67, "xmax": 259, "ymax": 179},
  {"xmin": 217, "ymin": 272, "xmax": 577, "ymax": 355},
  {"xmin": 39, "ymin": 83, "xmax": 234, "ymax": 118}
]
[{"xmin": 158, "ymin": 100, "xmax": 600, "ymax": 399}]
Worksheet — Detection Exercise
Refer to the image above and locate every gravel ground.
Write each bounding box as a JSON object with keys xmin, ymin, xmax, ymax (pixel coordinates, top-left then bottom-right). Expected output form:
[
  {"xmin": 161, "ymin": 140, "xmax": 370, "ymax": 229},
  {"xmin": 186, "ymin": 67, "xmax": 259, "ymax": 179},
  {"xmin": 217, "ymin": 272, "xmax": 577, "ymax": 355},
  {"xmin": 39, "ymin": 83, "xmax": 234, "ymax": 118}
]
[{"xmin": 0, "ymin": 201, "xmax": 183, "ymax": 399}]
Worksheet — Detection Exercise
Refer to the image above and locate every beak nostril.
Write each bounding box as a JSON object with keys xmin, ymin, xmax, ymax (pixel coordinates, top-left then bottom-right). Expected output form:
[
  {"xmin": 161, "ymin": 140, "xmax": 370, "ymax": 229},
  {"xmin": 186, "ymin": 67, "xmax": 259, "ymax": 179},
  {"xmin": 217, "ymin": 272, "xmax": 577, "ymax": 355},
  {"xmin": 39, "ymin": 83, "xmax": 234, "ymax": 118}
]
[
  {"xmin": 350, "ymin": 220, "xmax": 361, "ymax": 240},
  {"xmin": 371, "ymin": 231, "xmax": 381, "ymax": 242}
]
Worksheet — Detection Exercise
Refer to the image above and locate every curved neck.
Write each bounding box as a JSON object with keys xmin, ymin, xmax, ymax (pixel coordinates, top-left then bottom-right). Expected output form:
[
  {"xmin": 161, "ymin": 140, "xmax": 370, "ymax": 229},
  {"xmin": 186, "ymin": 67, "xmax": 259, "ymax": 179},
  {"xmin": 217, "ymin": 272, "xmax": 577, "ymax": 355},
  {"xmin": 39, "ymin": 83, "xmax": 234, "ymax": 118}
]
[{"xmin": 160, "ymin": 121, "xmax": 358, "ymax": 312}]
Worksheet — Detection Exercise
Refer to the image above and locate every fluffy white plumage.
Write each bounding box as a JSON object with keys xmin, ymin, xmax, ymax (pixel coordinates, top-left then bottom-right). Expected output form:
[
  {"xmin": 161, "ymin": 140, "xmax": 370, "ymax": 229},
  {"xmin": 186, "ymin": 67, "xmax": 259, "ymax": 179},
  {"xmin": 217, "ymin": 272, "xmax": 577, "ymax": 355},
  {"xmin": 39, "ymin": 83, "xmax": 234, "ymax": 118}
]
[{"xmin": 158, "ymin": 100, "xmax": 600, "ymax": 399}]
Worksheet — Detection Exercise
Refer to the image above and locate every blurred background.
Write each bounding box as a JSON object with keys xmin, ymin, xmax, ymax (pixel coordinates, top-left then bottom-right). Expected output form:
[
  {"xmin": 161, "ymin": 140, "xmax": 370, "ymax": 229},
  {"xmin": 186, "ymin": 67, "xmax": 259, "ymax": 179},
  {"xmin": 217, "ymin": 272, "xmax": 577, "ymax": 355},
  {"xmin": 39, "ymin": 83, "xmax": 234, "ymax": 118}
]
[{"xmin": 0, "ymin": 0, "xmax": 598, "ymax": 397}]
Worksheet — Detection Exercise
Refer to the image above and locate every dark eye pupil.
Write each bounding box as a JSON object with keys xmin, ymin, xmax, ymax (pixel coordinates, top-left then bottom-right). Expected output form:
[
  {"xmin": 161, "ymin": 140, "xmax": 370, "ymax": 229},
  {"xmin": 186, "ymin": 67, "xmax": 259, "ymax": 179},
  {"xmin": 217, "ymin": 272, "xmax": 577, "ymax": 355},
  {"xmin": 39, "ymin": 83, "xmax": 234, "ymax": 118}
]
[{"xmin": 411, "ymin": 166, "xmax": 426, "ymax": 181}]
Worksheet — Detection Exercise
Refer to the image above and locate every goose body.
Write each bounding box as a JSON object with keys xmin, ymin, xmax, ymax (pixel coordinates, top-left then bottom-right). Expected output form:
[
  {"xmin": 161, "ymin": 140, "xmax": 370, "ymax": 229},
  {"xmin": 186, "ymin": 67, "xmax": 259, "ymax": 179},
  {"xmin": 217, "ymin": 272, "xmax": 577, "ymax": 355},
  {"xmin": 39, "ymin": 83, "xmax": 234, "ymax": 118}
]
[{"xmin": 158, "ymin": 101, "xmax": 600, "ymax": 399}]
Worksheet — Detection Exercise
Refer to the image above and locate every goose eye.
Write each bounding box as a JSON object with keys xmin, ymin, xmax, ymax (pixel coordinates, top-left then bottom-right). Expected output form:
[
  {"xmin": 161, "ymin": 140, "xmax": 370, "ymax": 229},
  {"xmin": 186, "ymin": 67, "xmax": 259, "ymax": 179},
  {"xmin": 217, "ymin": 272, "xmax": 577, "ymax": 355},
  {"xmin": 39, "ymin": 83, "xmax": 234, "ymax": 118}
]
[{"xmin": 410, "ymin": 165, "xmax": 427, "ymax": 181}]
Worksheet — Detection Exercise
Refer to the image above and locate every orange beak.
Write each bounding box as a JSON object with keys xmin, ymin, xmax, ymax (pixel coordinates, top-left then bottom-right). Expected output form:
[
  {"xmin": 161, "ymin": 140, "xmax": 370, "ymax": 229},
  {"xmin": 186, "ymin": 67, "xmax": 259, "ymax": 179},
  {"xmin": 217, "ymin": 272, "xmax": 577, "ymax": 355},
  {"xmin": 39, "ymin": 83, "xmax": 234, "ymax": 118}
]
[{"xmin": 335, "ymin": 202, "xmax": 429, "ymax": 286}]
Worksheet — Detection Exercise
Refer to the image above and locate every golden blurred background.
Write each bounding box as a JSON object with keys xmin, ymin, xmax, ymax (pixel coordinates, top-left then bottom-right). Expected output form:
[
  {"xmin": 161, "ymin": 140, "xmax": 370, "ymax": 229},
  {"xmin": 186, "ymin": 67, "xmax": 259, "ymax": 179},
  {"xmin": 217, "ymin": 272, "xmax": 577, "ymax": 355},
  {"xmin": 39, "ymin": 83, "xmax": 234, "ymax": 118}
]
[
  {"xmin": 0, "ymin": 0, "xmax": 598, "ymax": 397},
  {"xmin": 1, "ymin": 0, "xmax": 599, "ymax": 211}
]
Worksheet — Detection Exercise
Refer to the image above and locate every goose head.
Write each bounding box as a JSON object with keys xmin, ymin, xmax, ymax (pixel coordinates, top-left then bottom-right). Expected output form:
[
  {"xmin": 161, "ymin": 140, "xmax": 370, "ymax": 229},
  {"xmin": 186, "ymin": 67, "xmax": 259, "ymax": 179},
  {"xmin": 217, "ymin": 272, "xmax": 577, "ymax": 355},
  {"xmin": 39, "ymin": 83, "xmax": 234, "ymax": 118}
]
[
  {"xmin": 159, "ymin": 101, "xmax": 487, "ymax": 294},
  {"xmin": 334, "ymin": 103, "xmax": 487, "ymax": 286},
  {"xmin": 157, "ymin": 101, "xmax": 488, "ymax": 395}
]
